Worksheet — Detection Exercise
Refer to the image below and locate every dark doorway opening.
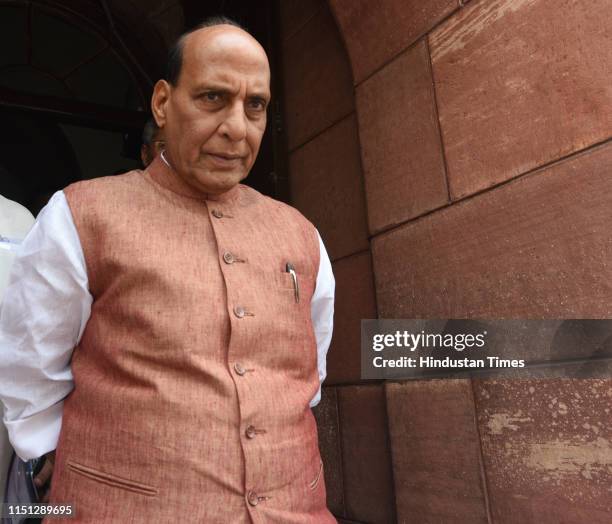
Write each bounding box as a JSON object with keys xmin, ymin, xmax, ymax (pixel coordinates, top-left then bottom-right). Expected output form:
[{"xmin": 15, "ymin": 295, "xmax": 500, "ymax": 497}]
[{"xmin": 0, "ymin": 0, "xmax": 281, "ymax": 216}]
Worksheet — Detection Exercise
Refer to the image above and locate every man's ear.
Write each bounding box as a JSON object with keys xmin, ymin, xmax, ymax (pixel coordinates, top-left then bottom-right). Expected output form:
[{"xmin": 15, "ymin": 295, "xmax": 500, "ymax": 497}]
[{"xmin": 151, "ymin": 79, "xmax": 171, "ymax": 128}]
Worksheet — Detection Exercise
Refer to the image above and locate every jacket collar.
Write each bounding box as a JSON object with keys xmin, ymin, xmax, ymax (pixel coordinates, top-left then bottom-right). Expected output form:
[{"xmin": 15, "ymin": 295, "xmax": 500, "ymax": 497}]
[{"xmin": 145, "ymin": 152, "xmax": 241, "ymax": 204}]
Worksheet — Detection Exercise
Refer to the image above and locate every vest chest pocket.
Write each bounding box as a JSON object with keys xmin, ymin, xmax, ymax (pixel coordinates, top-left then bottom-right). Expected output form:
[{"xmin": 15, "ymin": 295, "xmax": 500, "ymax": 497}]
[
  {"xmin": 66, "ymin": 460, "xmax": 158, "ymax": 497},
  {"xmin": 275, "ymin": 271, "xmax": 296, "ymax": 290},
  {"xmin": 274, "ymin": 270, "xmax": 301, "ymax": 303}
]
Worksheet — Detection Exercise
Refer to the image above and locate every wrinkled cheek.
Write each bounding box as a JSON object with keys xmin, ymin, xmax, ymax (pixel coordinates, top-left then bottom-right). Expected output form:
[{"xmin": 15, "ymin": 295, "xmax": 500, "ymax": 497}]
[
  {"xmin": 187, "ymin": 123, "xmax": 218, "ymax": 155},
  {"xmin": 178, "ymin": 133, "xmax": 206, "ymax": 164}
]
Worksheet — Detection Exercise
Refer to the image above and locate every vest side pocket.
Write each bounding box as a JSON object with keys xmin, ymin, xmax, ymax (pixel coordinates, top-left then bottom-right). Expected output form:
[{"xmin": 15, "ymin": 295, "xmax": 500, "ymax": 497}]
[
  {"xmin": 66, "ymin": 460, "xmax": 159, "ymax": 497},
  {"xmin": 308, "ymin": 459, "xmax": 324, "ymax": 491}
]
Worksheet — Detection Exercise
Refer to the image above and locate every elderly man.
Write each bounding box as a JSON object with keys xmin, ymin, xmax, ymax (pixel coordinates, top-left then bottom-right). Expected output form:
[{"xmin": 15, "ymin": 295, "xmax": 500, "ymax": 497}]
[{"xmin": 0, "ymin": 18, "xmax": 335, "ymax": 523}]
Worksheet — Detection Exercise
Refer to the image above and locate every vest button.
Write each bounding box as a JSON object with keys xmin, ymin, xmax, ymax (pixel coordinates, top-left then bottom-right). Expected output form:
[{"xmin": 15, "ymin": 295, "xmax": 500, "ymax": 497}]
[
  {"xmin": 247, "ymin": 490, "xmax": 259, "ymax": 506},
  {"xmin": 212, "ymin": 209, "xmax": 223, "ymax": 218},
  {"xmin": 245, "ymin": 425, "xmax": 257, "ymax": 439},
  {"xmin": 233, "ymin": 306, "xmax": 245, "ymax": 318},
  {"xmin": 234, "ymin": 362, "xmax": 246, "ymax": 376},
  {"xmin": 223, "ymin": 252, "xmax": 235, "ymax": 264}
]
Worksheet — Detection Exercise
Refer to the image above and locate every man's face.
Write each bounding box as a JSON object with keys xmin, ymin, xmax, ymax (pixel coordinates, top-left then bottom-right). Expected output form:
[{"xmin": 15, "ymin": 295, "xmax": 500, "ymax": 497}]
[{"xmin": 152, "ymin": 26, "xmax": 271, "ymax": 195}]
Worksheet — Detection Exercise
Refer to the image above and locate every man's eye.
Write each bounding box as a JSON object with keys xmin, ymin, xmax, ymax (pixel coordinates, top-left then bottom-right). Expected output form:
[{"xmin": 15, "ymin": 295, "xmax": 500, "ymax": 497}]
[
  {"xmin": 248, "ymin": 99, "xmax": 266, "ymax": 111},
  {"xmin": 203, "ymin": 92, "xmax": 221, "ymax": 102}
]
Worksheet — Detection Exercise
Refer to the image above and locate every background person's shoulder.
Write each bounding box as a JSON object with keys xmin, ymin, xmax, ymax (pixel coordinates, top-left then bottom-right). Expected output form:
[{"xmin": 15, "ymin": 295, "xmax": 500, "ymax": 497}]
[{"xmin": 0, "ymin": 194, "xmax": 35, "ymax": 233}]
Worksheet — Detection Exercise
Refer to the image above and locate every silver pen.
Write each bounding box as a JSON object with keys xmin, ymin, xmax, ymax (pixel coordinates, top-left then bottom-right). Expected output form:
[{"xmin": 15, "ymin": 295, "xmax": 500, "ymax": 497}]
[{"xmin": 285, "ymin": 262, "xmax": 300, "ymax": 303}]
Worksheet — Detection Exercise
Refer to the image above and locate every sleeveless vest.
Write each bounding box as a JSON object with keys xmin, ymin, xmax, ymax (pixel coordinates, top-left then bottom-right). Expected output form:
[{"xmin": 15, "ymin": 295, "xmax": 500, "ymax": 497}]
[{"xmin": 46, "ymin": 157, "xmax": 335, "ymax": 523}]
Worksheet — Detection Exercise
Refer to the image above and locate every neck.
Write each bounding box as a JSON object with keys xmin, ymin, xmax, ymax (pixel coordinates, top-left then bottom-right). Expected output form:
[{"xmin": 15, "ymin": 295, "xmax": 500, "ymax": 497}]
[{"xmin": 148, "ymin": 152, "xmax": 240, "ymax": 203}]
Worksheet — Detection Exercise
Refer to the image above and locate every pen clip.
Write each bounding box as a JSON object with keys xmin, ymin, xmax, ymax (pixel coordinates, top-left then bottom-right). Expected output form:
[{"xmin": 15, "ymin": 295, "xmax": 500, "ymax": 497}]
[{"xmin": 285, "ymin": 262, "xmax": 300, "ymax": 303}]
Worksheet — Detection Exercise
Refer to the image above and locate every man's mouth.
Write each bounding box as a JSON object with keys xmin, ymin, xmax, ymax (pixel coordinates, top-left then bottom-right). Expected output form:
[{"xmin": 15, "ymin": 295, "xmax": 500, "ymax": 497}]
[{"xmin": 207, "ymin": 152, "xmax": 244, "ymax": 168}]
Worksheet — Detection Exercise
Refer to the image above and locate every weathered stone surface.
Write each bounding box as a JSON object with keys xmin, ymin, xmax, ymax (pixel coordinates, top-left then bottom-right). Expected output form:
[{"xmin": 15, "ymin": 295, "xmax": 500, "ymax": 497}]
[
  {"xmin": 386, "ymin": 379, "xmax": 489, "ymax": 523},
  {"xmin": 474, "ymin": 377, "xmax": 612, "ymax": 523},
  {"xmin": 282, "ymin": 5, "xmax": 354, "ymax": 151},
  {"xmin": 356, "ymin": 39, "xmax": 448, "ymax": 234},
  {"xmin": 330, "ymin": 0, "xmax": 460, "ymax": 83},
  {"xmin": 430, "ymin": 0, "xmax": 612, "ymax": 199},
  {"xmin": 372, "ymin": 143, "xmax": 612, "ymax": 318},
  {"xmin": 327, "ymin": 251, "xmax": 376, "ymax": 385},
  {"xmin": 338, "ymin": 385, "xmax": 396, "ymax": 523},
  {"xmin": 289, "ymin": 114, "xmax": 369, "ymax": 261},
  {"xmin": 278, "ymin": 0, "xmax": 323, "ymax": 41}
]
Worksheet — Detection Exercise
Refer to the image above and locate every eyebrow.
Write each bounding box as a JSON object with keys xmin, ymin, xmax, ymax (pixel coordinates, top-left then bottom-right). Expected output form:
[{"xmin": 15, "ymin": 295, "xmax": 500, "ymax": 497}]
[
  {"xmin": 193, "ymin": 83, "xmax": 232, "ymax": 93},
  {"xmin": 193, "ymin": 84, "xmax": 271, "ymax": 101}
]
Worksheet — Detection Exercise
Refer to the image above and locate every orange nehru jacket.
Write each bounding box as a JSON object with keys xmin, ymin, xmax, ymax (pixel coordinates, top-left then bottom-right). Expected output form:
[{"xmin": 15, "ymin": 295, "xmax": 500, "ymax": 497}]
[{"xmin": 46, "ymin": 157, "xmax": 335, "ymax": 523}]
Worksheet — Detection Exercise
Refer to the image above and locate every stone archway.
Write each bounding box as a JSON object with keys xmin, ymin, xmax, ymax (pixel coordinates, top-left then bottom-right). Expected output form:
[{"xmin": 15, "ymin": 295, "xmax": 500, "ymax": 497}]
[{"xmin": 279, "ymin": 1, "xmax": 612, "ymax": 523}]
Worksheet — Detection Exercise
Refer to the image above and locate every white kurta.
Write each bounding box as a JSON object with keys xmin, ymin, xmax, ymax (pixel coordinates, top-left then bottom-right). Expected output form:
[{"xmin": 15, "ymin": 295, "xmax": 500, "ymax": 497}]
[{"xmin": 0, "ymin": 191, "xmax": 335, "ymax": 461}]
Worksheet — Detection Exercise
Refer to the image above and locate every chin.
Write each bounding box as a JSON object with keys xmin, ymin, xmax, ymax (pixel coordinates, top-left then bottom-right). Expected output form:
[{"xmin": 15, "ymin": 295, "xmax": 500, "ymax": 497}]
[{"xmin": 196, "ymin": 172, "xmax": 245, "ymax": 193}]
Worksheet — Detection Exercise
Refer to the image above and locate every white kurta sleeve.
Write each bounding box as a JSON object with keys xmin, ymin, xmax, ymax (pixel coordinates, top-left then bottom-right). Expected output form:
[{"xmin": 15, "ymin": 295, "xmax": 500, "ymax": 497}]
[
  {"xmin": 309, "ymin": 231, "xmax": 335, "ymax": 408},
  {"xmin": 0, "ymin": 191, "xmax": 91, "ymax": 460}
]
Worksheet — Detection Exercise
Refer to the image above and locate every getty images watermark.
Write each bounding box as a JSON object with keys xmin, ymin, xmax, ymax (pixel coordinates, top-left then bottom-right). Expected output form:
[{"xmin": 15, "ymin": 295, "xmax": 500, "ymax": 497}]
[
  {"xmin": 361, "ymin": 319, "xmax": 612, "ymax": 380},
  {"xmin": 371, "ymin": 328, "xmax": 521, "ymax": 369}
]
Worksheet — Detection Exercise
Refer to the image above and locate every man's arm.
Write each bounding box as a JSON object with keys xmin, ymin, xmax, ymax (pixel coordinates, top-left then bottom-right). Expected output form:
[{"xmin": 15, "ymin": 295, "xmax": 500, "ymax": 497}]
[
  {"xmin": 309, "ymin": 231, "xmax": 335, "ymax": 408},
  {"xmin": 0, "ymin": 191, "xmax": 91, "ymax": 460}
]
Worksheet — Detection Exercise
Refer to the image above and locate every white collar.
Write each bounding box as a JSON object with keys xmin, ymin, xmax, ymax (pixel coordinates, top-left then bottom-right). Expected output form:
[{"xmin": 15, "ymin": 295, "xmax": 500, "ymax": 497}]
[{"xmin": 160, "ymin": 150, "xmax": 170, "ymax": 167}]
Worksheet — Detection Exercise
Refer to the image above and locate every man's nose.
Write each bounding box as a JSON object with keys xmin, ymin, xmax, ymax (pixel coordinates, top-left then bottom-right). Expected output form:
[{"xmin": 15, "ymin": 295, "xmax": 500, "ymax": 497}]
[{"xmin": 219, "ymin": 102, "xmax": 248, "ymax": 141}]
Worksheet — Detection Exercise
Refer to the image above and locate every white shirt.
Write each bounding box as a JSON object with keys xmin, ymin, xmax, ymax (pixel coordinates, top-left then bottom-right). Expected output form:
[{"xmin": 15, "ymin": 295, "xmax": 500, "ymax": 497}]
[{"xmin": 0, "ymin": 190, "xmax": 335, "ymax": 461}]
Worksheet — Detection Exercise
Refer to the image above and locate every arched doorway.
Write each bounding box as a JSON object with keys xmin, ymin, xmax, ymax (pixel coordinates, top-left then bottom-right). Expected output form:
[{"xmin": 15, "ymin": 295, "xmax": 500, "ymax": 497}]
[
  {"xmin": 0, "ymin": 0, "xmax": 281, "ymax": 215},
  {"xmin": 0, "ymin": 0, "xmax": 177, "ymax": 214}
]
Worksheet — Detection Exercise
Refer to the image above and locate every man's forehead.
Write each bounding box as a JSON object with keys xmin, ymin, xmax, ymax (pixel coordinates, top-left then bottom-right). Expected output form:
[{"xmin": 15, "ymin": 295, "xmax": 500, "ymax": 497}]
[{"xmin": 184, "ymin": 25, "xmax": 269, "ymax": 71}]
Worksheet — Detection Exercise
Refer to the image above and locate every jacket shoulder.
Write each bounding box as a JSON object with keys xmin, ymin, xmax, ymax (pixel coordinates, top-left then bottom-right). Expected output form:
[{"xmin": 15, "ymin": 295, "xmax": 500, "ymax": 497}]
[
  {"xmin": 63, "ymin": 171, "xmax": 145, "ymax": 217},
  {"xmin": 64, "ymin": 171, "xmax": 144, "ymax": 201}
]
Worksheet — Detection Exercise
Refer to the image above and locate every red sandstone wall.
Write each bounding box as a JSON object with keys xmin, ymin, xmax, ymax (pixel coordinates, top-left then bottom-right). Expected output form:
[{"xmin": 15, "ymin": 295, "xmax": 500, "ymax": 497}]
[{"xmin": 279, "ymin": 1, "xmax": 612, "ymax": 522}]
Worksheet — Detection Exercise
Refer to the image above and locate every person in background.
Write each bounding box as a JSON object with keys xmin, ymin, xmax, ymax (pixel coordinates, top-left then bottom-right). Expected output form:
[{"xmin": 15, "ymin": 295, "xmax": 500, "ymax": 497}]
[
  {"xmin": 140, "ymin": 117, "xmax": 165, "ymax": 167},
  {"xmin": 0, "ymin": 195, "xmax": 35, "ymax": 505}
]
